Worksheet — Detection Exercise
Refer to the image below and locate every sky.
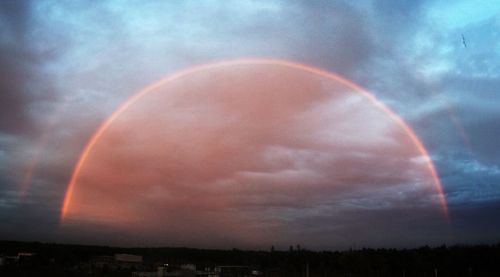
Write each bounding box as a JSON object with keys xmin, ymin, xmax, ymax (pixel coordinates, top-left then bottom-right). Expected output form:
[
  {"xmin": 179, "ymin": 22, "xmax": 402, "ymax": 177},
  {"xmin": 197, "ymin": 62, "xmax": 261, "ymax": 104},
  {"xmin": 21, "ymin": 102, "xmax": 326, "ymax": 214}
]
[{"xmin": 0, "ymin": 0, "xmax": 499, "ymax": 250}]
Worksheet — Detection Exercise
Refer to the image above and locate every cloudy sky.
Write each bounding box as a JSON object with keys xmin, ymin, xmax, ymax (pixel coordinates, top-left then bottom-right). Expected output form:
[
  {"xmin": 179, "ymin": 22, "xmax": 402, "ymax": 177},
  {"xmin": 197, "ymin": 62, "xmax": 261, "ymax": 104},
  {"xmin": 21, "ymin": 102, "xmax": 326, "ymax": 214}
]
[{"xmin": 1, "ymin": 0, "xmax": 499, "ymax": 250}]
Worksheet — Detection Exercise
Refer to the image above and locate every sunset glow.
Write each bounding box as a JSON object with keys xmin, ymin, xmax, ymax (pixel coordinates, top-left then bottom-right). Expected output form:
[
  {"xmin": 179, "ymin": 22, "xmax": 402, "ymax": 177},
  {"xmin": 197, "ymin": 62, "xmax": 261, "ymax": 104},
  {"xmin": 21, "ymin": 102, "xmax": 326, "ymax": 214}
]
[{"xmin": 60, "ymin": 59, "xmax": 448, "ymax": 248}]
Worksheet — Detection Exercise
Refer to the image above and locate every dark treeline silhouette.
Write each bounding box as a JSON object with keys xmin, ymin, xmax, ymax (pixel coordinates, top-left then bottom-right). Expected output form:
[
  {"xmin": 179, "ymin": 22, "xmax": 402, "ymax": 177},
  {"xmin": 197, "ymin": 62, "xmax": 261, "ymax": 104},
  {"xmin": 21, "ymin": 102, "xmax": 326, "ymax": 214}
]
[{"xmin": 1, "ymin": 240, "xmax": 500, "ymax": 276}]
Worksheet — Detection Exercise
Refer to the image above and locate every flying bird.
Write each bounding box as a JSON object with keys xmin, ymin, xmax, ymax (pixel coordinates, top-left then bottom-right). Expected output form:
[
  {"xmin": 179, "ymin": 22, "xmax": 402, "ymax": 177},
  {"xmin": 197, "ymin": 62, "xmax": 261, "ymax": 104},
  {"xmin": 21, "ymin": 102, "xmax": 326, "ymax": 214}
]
[{"xmin": 462, "ymin": 34, "xmax": 467, "ymax": 48}]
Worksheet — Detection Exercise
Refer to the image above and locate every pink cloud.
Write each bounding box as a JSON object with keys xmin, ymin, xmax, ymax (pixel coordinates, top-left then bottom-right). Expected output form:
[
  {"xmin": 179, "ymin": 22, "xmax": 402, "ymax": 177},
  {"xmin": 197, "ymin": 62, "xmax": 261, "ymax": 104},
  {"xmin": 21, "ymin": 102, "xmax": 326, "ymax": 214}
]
[{"xmin": 62, "ymin": 63, "xmax": 446, "ymax": 248}]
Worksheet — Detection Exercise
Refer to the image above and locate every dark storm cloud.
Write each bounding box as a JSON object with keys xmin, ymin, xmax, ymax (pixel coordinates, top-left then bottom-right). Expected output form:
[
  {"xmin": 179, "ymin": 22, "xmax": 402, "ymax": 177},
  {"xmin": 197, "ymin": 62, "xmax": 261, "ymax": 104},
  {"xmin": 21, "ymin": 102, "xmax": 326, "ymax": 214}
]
[
  {"xmin": 449, "ymin": 200, "xmax": 500, "ymax": 243},
  {"xmin": 0, "ymin": 1, "xmax": 35, "ymax": 133},
  {"xmin": 0, "ymin": 1, "xmax": 74, "ymax": 243},
  {"xmin": 282, "ymin": 205, "xmax": 450, "ymax": 249},
  {"xmin": 1, "ymin": 2, "xmax": 62, "ymax": 130},
  {"xmin": 0, "ymin": 199, "xmax": 62, "ymax": 242}
]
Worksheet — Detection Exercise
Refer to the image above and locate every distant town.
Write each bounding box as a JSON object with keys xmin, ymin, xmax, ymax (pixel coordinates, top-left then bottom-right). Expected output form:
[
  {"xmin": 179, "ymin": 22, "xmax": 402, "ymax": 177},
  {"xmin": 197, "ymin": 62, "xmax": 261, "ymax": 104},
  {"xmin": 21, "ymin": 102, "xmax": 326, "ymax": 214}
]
[{"xmin": 1, "ymin": 240, "xmax": 500, "ymax": 276}]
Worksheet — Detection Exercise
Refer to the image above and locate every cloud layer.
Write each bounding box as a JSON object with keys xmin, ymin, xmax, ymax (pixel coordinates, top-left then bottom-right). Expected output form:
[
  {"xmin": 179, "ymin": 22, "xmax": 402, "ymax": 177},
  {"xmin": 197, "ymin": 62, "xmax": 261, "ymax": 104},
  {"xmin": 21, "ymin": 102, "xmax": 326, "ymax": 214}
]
[
  {"xmin": 62, "ymin": 63, "xmax": 446, "ymax": 248},
  {"xmin": 1, "ymin": 0, "xmax": 499, "ymax": 248}
]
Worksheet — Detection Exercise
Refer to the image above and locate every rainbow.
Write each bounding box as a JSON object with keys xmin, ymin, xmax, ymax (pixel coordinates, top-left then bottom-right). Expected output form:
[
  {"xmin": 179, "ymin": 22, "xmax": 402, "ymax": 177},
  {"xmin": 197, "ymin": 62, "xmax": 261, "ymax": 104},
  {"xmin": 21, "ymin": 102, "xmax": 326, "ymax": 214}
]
[{"xmin": 60, "ymin": 58, "xmax": 449, "ymax": 221}]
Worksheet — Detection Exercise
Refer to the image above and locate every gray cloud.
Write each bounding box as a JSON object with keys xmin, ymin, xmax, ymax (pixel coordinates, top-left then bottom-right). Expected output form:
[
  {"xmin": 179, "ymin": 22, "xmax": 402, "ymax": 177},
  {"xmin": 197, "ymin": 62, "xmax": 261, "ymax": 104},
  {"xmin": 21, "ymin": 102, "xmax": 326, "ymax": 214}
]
[{"xmin": 0, "ymin": 1, "xmax": 36, "ymax": 134}]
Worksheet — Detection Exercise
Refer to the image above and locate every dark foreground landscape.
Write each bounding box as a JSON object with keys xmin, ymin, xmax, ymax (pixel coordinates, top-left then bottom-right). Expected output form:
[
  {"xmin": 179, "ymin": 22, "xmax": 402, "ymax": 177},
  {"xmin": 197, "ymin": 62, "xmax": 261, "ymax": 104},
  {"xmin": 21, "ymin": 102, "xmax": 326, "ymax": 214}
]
[{"xmin": 1, "ymin": 241, "xmax": 500, "ymax": 277}]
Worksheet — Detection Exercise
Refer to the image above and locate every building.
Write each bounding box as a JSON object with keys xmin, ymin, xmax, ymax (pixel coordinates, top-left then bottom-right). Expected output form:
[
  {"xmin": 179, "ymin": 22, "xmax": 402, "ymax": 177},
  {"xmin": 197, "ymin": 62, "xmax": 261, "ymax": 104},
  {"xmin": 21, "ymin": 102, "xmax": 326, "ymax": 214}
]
[
  {"xmin": 216, "ymin": 266, "xmax": 251, "ymax": 277},
  {"xmin": 115, "ymin": 253, "xmax": 143, "ymax": 263},
  {"xmin": 155, "ymin": 263, "xmax": 218, "ymax": 277},
  {"xmin": 90, "ymin": 253, "xmax": 144, "ymax": 272}
]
